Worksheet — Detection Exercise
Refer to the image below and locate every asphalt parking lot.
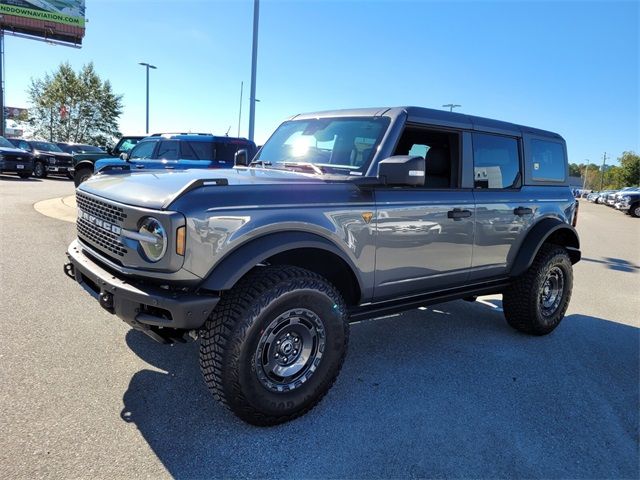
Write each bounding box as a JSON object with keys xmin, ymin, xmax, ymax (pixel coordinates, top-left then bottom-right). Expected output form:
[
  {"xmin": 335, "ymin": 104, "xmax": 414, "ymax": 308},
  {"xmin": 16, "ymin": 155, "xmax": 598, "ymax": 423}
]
[{"xmin": 1, "ymin": 176, "xmax": 638, "ymax": 479}]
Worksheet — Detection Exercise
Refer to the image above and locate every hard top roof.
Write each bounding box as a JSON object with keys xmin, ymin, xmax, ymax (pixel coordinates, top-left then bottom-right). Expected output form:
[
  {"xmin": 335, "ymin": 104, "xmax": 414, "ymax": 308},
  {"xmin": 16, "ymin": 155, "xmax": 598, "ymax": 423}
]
[{"xmin": 289, "ymin": 106, "xmax": 562, "ymax": 139}]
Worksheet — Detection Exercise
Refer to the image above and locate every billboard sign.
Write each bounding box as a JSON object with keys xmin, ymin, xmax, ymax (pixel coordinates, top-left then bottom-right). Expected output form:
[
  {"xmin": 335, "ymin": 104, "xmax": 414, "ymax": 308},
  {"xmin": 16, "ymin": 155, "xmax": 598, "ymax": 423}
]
[
  {"xmin": 4, "ymin": 106, "xmax": 29, "ymax": 121},
  {"xmin": 0, "ymin": 0, "xmax": 85, "ymax": 45}
]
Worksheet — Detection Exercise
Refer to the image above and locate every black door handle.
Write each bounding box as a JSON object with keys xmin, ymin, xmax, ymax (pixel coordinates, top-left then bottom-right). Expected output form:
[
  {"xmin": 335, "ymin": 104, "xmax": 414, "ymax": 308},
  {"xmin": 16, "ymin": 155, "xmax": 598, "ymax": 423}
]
[
  {"xmin": 447, "ymin": 208, "xmax": 472, "ymax": 220},
  {"xmin": 135, "ymin": 164, "xmax": 145, "ymax": 169},
  {"xmin": 514, "ymin": 207, "xmax": 533, "ymax": 216}
]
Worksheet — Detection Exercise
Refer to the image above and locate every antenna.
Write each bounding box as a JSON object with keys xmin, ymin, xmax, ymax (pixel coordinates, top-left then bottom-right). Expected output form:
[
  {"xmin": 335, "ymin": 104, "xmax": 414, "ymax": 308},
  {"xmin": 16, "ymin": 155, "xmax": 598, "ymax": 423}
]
[{"xmin": 225, "ymin": 126, "xmax": 231, "ymax": 136}]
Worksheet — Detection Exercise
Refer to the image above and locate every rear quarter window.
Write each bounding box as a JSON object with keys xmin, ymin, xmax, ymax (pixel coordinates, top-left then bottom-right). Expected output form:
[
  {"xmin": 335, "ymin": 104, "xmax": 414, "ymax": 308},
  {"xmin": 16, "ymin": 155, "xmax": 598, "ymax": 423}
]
[{"xmin": 531, "ymin": 139, "xmax": 566, "ymax": 182}]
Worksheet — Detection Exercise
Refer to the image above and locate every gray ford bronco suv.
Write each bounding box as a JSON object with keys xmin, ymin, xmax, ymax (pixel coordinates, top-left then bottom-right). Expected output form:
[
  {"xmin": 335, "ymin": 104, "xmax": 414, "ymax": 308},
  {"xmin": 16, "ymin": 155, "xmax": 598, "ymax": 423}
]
[{"xmin": 64, "ymin": 107, "xmax": 581, "ymax": 425}]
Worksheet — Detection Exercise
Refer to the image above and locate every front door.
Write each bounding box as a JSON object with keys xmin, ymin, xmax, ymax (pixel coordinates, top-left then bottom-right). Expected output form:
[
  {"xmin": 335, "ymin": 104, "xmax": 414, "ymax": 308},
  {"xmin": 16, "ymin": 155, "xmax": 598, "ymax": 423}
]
[{"xmin": 372, "ymin": 125, "xmax": 474, "ymax": 300}]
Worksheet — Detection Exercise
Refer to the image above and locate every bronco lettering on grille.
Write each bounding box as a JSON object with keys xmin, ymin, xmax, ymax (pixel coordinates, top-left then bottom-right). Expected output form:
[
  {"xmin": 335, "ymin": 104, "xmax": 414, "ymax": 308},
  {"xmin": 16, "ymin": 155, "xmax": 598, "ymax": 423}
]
[{"xmin": 78, "ymin": 209, "xmax": 122, "ymax": 235}]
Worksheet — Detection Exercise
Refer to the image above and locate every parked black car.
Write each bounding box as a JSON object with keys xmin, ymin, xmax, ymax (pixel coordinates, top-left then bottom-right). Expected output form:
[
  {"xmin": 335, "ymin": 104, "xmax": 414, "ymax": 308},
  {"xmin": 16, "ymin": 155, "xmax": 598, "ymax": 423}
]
[
  {"xmin": 8, "ymin": 139, "xmax": 73, "ymax": 179},
  {"xmin": 0, "ymin": 135, "xmax": 34, "ymax": 179},
  {"xmin": 617, "ymin": 190, "xmax": 640, "ymax": 217},
  {"xmin": 56, "ymin": 143, "xmax": 106, "ymax": 155}
]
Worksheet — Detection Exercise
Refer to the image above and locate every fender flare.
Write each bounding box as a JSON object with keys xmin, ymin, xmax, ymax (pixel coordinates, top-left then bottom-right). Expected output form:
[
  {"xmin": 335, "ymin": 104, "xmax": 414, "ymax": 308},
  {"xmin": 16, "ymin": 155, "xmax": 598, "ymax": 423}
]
[
  {"xmin": 510, "ymin": 218, "xmax": 581, "ymax": 278},
  {"xmin": 74, "ymin": 160, "xmax": 95, "ymax": 173},
  {"xmin": 199, "ymin": 231, "xmax": 364, "ymax": 293}
]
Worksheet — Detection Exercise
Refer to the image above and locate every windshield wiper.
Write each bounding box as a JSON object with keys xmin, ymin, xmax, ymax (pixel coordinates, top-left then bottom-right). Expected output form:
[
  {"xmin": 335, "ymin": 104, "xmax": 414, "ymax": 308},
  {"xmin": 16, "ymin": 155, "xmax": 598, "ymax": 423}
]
[{"xmin": 281, "ymin": 162, "xmax": 325, "ymax": 175}]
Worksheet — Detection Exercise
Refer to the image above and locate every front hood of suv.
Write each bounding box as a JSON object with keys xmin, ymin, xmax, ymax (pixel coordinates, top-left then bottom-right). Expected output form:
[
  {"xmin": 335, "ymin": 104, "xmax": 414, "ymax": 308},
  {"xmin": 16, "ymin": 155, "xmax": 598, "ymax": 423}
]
[{"xmin": 78, "ymin": 167, "xmax": 329, "ymax": 209}]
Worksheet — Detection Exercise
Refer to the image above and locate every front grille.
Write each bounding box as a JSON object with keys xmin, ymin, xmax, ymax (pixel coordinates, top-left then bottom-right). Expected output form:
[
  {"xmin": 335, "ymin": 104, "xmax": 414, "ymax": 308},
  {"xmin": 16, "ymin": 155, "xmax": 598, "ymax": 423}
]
[
  {"xmin": 77, "ymin": 217, "xmax": 128, "ymax": 257},
  {"xmin": 76, "ymin": 192, "xmax": 127, "ymax": 223}
]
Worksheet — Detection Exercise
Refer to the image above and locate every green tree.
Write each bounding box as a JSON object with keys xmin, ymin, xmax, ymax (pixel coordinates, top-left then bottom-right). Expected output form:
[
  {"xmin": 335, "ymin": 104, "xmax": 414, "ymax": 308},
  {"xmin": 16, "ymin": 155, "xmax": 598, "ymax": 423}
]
[
  {"xmin": 617, "ymin": 151, "xmax": 640, "ymax": 187},
  {"xmin": 27, "ymin": 62, "xmax": 123, "ymax": 143},
  {"xmin": 568, "ymin": 163, "xmax": 581, "ymax": 177}
]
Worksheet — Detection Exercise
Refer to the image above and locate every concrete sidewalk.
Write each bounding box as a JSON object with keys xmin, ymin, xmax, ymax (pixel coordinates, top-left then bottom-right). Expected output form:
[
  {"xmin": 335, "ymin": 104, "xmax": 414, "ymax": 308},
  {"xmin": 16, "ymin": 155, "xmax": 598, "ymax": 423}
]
[{"xmin": 33, "ymin": 195, "xmax": 77, "ymax": 223}]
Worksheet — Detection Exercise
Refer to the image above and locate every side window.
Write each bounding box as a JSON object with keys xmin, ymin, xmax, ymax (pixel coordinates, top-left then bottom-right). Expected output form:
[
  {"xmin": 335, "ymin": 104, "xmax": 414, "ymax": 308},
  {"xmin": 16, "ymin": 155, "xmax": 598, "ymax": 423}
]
[
  {"xmin": 19, "ymin": 141, "xmax": 31, "ymax": 151},
  {"xmin": 129, "ymin": 141, "xmax": 156, "ymax": 160},
  {"xmin": 473, "ymin": 133, "xmax": 520, "ymax": 189},
  {"xmin": 156, "ymin": 141, "xmax": 179, "ymax": 160},
  {"xmin": 183, "ymin": 141, "xmax": 214, "ymax": 160},
  {"xmin": 531, "ymin": 139, "xmax": 566, "ymax": 181},
  {"xmin": 393, "ymin": 126, "xmax": 460, "ymax": 188},
  {"xmin": 214, "ymin": 142, "xmax": 240, "ymax": 163}
]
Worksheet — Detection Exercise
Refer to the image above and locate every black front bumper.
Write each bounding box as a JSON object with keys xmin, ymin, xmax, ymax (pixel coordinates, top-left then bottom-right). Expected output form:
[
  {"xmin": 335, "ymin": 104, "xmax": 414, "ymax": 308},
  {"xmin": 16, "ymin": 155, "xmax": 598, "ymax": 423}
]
[{"xmin": 65, "ymin": 240, "xmax": 219, "ymax": 331}]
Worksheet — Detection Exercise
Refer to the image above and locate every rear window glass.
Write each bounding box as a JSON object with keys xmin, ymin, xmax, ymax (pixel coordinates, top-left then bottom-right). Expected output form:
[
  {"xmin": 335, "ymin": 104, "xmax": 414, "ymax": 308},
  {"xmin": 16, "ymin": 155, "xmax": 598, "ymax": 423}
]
[
  {"xmin": 215, "ymin": 142, "xmax": 242, "ymax": 163},
  {"xmin": 531, "ymin": 139, "xmax": 566, "ymax": 181},
  {"xmin": 182, "ymin": 141, "xmax": 214, "ymax": 160},
  {"xmin": 156, "ymin": 141, "xmax": 179, "ymax": 160},
  {"xmin": 473, "ymin": 133, "xmax": 520, "ymax": 189}
]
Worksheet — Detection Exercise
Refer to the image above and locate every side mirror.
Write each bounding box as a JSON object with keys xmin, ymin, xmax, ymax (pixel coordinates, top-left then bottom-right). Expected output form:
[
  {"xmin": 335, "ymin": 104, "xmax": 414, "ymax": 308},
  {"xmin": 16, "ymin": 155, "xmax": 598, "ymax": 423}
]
[
  {"xmin": 234, "ymin": 149, "xmax": 249, "ymax": 166},
  {"xmin": 119, "ymin": 152, "xmax": 129, "ymax": 161},
  {"xmin": 377, "ymin": 155, "xmax": 425, "ymax": 186},
  {"xmin": 106, "ymin": 147, "xmax": 113, "ymax": 155}
]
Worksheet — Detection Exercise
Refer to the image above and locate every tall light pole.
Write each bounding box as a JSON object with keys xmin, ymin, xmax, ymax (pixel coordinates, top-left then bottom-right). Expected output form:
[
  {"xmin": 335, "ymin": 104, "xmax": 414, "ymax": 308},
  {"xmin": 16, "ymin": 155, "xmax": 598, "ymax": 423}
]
[
  {"xmin": 442, "ymin": 103, "xmax": 461, "ymax": 112},
  {"xmin": 248, "ymin": 0, "xmax": 259, "ymax": 141},
  {"xmin": 139, "ymin": 62, "xmax": 157, "ymax": 134}
]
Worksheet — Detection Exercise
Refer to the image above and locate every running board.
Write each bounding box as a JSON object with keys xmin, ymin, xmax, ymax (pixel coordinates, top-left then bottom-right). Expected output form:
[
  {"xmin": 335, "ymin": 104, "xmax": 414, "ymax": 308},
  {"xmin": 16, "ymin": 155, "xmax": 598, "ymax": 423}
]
[{"xmin": 348, "ymin": 278, "xmax": 510, "ymax": 322}]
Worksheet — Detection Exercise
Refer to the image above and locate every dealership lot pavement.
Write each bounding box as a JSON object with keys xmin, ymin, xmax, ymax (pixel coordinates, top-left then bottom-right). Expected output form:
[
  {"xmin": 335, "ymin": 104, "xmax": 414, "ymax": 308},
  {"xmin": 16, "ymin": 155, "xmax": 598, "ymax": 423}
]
[{"xmin": 1, "ymin": 175, "xmax": 638, "ymax": 479}]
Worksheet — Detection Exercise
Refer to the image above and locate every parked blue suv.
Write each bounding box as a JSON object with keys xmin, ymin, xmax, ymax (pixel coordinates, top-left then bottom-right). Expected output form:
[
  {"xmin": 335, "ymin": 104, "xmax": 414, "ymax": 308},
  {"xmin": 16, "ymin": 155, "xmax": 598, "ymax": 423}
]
[{"xmin": 94, "ymin": 133, "xmax": 257, "ymax": 174}]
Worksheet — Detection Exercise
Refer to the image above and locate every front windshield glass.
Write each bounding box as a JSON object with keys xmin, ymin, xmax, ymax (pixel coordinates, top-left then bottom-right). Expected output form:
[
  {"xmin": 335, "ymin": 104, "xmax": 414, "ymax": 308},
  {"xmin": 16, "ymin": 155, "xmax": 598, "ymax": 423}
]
[
  {"xmin": 0, "ymin": 136, "xmax": 15, "ymax": 148},
  {"xmin": 32, "ymin": 141, "xmax": 63, "ymax": 152},
  {"xmin": 255, "ymin": 117, "xmax": 390, "ymax": 174}
]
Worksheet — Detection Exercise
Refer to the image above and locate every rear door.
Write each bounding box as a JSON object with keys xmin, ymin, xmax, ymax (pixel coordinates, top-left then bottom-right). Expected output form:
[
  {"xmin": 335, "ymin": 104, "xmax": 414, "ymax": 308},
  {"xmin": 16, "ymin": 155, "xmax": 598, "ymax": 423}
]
[
  {"xmin": 373, "ymin": 124, "xmax": 475, "ymax": 300},
  {"xmin": 470, "ymin": 132, "xmax": 534, "ymax": 280}
]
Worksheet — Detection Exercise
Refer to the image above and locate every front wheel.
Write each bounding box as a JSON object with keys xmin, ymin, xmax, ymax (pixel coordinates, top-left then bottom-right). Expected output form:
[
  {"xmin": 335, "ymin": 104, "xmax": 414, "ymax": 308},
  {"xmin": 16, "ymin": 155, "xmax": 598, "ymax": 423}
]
[
  {"xmin": 73, "ymin": 167, "xmax": 93, "ymax": 186},
  {"xmin": 33, "ymin": 161, "xmax": 47, "ymax": 178},
  {"xmin": 503, "ymin": 244, "xmax": 573, "ymax": 335},
  {"xmin": 630, "ymin": 203, "xmax": 640, "ymax": 218},
  {"xmin": 200, "ymin": 265, "xmax": 349, "ymax": 426}
]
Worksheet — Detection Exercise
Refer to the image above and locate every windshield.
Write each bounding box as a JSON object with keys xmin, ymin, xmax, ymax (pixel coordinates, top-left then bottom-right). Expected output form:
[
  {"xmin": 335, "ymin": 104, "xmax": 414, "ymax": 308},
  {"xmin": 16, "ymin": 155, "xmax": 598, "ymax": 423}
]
[
  {"xmin": 255, "ymin": 117, "xmax": 390, "ymax": 174},
  {"xmin": 0, "ymin": 136, "xmax": 15, "ymax": 148},
  {"xmin": 32, "ymin": 141, "xmax": 64, "ymax": 152},
  {"xmin": 72, "ymin": 144, "xmax": 104, "ymax": 153}
]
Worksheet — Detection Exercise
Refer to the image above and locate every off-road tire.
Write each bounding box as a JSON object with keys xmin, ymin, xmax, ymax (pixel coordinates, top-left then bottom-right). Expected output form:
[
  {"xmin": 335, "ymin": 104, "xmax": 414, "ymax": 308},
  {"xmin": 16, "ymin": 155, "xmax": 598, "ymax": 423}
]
[
  {"xmin": 199, "ymin": 265, "xmax": 349, "ymax": 426},
  {"xmin": 503, "ymin": 244, "xmax": 573, "ymax": 335},
  {"xmin": 18, "ymin": 171, "xmax": 31, "ymax": 179},
  {"xmin": 74, "ymin": 167, "xmax": 92, "ymax": 187},
  {"xmin": 33, "ymin": 161, "xmax": 47, "ymax": 179}
]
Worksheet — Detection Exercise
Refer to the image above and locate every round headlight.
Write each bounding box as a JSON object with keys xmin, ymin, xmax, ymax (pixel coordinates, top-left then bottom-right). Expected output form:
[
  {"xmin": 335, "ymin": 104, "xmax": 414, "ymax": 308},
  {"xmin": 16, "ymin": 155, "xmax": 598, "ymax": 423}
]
[{"xmin": 138, "ymin": 217, "xmax": 167, "ymax": 262}]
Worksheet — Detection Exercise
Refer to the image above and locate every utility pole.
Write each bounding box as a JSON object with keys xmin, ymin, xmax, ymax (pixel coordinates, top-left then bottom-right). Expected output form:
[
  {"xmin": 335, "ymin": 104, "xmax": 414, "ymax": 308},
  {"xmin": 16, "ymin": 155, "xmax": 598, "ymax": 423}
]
[
  {"xmin": 237, "ymin": 81, "xmax": 243, "ymax": 138},
  {"xmin": 138, "ymin": 62, "xmax": 157, "ymax": 134},
  {"xmin": 582, "ymin": 161, "xmax": 589, "ymax": 190},
  {"xmin": 599, "ymin": 152, "xmax": 608, "ymax": 191},
  {"xmin": 442, "ymin": 103, "xmax": 461, "ymax": 112},
  {"xmin": 248, "ymin": 0, "xmax": 259, "ymax": 141}
]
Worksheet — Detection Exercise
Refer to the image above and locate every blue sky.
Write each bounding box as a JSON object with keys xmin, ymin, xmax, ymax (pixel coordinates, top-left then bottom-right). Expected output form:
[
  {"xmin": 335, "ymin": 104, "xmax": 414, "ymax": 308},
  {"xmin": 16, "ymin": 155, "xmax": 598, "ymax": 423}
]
[{"xmin": 5, "ymin": 0, "xmax": 639, "ymax": 165}]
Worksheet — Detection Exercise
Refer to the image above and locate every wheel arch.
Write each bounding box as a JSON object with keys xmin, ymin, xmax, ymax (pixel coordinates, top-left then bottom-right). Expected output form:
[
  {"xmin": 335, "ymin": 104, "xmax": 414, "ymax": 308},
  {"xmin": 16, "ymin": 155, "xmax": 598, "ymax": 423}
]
[
  {"xmin": 199, "ymin": 231, "xmax": 364, "ymax": 306},
  {"xmin": 74, "ymin": 160, "xmax": 95, "ymax": 173},
  {"xmin": 510, "ymin": 218, "xmax": 581, "ymax": 278}
]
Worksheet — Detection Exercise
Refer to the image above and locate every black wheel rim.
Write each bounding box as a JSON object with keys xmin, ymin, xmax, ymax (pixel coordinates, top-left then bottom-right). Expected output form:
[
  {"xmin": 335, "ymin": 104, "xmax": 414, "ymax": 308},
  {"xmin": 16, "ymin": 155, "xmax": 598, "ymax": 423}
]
[
  {"xmin": 539, "ymin": 266, "xmax": 564, "ymax": 317},
  {"xmin": 255, "ymin": 308, "xmax": 326, "ymax": 392}
]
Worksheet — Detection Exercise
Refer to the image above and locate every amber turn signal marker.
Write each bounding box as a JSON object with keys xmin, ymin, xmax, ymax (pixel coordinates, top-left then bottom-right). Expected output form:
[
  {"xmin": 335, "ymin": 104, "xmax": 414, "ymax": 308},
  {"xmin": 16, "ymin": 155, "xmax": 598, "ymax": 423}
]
[{"xmin": 176, "ymin": 226, "xmax": 186, "ymax": 256}]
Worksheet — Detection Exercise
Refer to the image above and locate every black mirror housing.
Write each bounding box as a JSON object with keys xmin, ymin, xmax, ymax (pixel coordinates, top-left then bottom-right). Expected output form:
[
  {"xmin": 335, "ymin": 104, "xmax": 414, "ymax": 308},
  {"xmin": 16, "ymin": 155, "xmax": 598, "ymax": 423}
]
[
  {"xmin": 234, "ymin": 149, "xmax": 249, "ymax": 167},
  {"xmin": 377, "ymin": 155, "xmax": 425, "ymax": 186}
]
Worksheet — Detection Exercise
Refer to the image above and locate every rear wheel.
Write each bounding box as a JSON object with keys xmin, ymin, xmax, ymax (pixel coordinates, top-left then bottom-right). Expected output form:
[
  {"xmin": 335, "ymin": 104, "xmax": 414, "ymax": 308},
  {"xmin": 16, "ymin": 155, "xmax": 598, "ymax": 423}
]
[
  {"xmin": 503, "ymin": 244, "xmax": 573, "ymax": 335},
  {"xmin": 74, "ymin": 167, "xmax": 92, "ymax": 187},
  {"xmin": 199, "ymin": 265, "xmax": 349, "ymax": 426},
  {"xmin": 33, "ymin": 161, "xmax": 47, "ymax": 178}
]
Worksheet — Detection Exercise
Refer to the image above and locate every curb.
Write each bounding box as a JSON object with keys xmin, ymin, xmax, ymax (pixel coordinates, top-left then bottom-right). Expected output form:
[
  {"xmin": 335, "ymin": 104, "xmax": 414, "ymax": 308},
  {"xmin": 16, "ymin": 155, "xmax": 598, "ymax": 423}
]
[{"xmin": 34, "ymin": 195, "xmax": 77, "ymax": 223}]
